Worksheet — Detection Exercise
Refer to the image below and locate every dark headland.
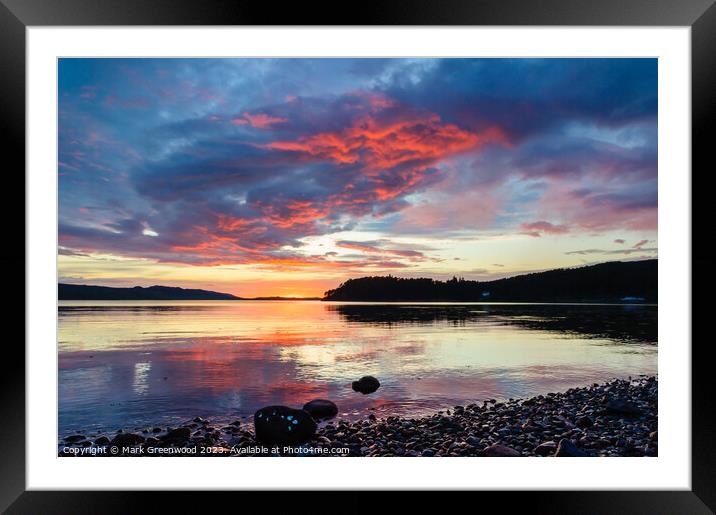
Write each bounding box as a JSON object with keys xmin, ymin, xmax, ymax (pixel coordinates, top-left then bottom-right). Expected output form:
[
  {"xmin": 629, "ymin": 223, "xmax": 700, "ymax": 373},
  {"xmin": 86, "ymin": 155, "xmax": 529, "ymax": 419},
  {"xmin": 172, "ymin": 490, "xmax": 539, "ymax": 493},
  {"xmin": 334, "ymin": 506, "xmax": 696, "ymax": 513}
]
[
  {"xmin": 58, "ymin": 284, "xmax": 321, "ymax": 301},
  {"xmin": 322, "ymin": 259, "xmax": 656, "ymax": 303},
  {"xmin": 58, "ymin": 284, "xmax": 241, "ymax": 301}
]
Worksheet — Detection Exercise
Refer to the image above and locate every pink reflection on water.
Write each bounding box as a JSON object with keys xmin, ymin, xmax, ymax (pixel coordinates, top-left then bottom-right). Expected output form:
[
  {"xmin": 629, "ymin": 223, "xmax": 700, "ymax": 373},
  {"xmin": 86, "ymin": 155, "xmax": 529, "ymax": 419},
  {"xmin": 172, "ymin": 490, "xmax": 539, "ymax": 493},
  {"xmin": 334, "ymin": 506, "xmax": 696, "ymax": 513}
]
[{"xmin": 58, "ymin": 301, "xmax": 657, "ymax": 435}]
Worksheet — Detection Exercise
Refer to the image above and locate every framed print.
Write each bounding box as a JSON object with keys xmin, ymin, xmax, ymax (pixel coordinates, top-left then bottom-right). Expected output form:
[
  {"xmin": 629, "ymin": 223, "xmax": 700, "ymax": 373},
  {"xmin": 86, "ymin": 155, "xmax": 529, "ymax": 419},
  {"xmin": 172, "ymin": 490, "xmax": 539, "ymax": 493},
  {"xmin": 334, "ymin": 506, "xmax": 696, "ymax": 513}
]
[{"xmin": 3, "ymin": 0, "xmax": 713, "ymax": 511}]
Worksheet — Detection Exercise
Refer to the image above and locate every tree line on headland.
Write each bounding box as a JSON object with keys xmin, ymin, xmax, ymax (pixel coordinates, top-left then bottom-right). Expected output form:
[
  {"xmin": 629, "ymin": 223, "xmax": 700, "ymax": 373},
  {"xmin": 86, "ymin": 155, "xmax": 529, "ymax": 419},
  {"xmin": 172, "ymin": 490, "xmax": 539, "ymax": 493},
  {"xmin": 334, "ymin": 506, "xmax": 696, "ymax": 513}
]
[{"xmin": 322, "ymin": 259, "xmax": 657, "ymax": 303}]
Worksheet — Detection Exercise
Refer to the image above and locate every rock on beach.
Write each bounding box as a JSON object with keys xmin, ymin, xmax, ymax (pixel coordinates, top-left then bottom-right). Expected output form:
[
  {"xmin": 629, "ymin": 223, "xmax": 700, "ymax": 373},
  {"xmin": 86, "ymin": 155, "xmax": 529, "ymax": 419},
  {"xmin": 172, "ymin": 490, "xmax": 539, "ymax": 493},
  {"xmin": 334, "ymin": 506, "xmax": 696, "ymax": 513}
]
[
  {"xmin": 555, "ymin": 438, "xmax": 590, "ymax": 457},
  {"xmin": 604, "ymin": 399, "xmax": 642, "ymax": 417},
  {"xmin": 161, "ymin": 427, "xmax": 191, "ymax": 444},
  {"xmin": 303, "ymin": 399, "xmax": 339, "ymax": 420},
  {"xmin": 254, "ymin": 405, "xmax": 317, "ymax": 445},
  {"xmin": 484, "ymin": 444, "xmax": 521, "ymax": 457},
  {"xmin": 352, "ymin": 376, "xmax": 380, "ymax": 394},
  {"xmin": 534, "ymin": 441, "xmax": 557, "ymax": 456},
  {"xmin": 110, "ymin": 432, "xmax": 144, "ymax": 447}
]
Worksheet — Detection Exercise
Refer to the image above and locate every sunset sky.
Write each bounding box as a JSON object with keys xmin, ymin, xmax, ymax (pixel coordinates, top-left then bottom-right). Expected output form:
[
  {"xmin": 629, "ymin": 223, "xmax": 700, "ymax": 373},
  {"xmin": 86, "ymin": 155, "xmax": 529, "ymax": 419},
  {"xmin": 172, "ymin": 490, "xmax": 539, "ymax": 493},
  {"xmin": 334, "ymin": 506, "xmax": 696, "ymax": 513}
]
[{"xmin": 58, "ymin": 58, "xmax": 658, "ymax": 298}]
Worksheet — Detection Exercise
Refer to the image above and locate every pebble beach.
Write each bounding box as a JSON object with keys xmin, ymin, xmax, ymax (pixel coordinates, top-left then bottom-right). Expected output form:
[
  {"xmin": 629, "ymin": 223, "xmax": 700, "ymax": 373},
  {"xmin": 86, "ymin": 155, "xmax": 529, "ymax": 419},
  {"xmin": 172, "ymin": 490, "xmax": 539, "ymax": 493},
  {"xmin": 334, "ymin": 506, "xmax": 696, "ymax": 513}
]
[{"xmin": 59, "ymin": 375, "xmax": 657, "ymax": 457}]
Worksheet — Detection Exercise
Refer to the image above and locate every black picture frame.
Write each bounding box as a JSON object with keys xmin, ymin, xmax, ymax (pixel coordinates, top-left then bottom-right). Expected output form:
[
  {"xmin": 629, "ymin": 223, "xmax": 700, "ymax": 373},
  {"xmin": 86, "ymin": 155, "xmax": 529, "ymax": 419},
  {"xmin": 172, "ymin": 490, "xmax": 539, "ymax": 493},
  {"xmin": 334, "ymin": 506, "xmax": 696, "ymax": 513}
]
[{"xmin": 2, "ymin": 0, "xmax": 712, "ymax": 511}]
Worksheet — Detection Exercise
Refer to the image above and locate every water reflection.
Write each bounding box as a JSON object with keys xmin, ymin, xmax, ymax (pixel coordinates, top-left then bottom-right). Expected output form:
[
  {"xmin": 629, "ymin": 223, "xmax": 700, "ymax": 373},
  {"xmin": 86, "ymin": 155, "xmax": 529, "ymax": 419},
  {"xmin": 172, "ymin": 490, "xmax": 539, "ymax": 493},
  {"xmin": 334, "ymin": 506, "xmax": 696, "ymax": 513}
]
[
  {"xmin": 328, "ymin": 303, "xmax": 657, "ymax": 344},
  {"xmin": 58, "ymin": 301, "xmax": 657, "ymax": 436},
  {"xmin": 132, "ymin": 362, "xmax": 151, "ymax": 395}
]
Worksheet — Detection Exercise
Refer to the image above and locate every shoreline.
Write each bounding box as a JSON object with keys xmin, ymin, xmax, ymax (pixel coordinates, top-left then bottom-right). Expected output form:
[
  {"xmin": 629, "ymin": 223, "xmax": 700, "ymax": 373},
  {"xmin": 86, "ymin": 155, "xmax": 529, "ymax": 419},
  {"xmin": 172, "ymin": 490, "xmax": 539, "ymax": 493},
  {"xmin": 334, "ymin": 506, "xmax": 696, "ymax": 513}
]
[{"xmin": 59, "ymin": 376, "xmax": 657, "ymax": 457}]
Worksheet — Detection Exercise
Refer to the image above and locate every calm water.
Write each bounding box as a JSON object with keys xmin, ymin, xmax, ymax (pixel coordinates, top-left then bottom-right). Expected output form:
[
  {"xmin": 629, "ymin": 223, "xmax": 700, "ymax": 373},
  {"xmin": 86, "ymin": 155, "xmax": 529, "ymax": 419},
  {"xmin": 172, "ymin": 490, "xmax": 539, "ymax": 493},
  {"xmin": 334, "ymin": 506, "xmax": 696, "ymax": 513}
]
[{"xmin": 58, "ymin": 301, "xmax": 657, "ymax": 437}]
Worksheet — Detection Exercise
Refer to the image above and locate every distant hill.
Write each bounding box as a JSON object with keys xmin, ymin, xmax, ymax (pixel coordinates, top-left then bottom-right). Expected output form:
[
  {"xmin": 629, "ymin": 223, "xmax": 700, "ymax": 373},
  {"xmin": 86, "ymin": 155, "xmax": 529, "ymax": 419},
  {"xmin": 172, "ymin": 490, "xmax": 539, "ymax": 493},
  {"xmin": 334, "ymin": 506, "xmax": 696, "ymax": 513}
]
[
  {"xmin": 322, "ymin": 260, "xmax": 657, "ymax": 303},
  {"xmin": 59, "ymin": 283, "xmax": 241, "ymax": 301}
]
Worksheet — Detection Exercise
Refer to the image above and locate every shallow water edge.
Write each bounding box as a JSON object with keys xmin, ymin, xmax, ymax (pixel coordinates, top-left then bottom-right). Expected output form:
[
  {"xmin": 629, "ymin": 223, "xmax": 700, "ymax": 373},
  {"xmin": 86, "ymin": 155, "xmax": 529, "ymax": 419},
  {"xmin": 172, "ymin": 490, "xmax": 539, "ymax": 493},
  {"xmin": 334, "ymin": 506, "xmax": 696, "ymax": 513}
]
[{"xmin": 59, "ymin": 375, "xmax": 657, "ymax": 458}]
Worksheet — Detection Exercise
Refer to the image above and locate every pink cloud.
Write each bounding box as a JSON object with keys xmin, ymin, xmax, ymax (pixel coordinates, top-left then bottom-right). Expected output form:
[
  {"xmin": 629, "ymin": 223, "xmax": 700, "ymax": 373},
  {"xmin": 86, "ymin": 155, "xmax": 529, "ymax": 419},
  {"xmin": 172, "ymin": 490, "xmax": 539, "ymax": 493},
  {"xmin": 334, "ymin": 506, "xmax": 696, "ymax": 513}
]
[
  {"xmin": 520, "ymin": 221, "xmax": 570, "ymax": 237},
  {"xmin": 533, "ymin": 183, "xmax": 657, "ymax": 233},
  {"xmin": 335, "ymin": 240, "xmax": 426, "ymax": 260},
  {"xmin": 237, "ymin": 112, "xmax": 288, "ymax": 129},
  {"xmin": 394, "ymin": 185, "xmax": 503, "ymax": 232}
]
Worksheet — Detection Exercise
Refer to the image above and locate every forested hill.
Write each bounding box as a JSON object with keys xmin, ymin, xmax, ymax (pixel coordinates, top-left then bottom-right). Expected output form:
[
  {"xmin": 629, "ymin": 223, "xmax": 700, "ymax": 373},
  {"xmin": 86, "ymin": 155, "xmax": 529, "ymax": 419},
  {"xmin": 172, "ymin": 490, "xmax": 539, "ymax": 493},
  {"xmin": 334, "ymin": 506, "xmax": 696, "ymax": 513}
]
[
  {"xmin": 322, "ymin": 260, "xmax": 657, "ymax": 302},
  {"xmin": 59, "ymin": 284, "xmax": 241, "ymax": 301}
]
